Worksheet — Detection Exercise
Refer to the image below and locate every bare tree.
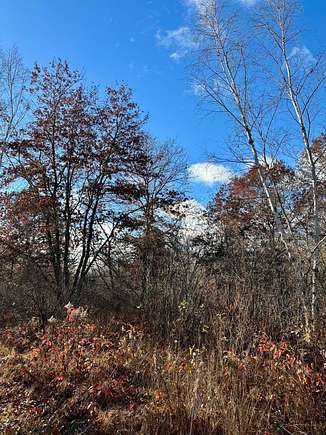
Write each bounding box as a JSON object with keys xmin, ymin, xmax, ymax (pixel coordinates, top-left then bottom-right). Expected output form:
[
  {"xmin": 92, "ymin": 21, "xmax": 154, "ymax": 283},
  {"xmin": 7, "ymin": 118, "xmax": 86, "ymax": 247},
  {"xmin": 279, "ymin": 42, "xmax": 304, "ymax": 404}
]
[
  {"xmin": 191, "ymin": 0, "xmax": 325, "ymax": 337},
  {"xmin": 255, "ymin": 0, "xmax": 326, "ymax": 334},
  {"xmin": 123, "ymin": 138, "xmax": 187, "ymax": 300},
  {"xmin": 0, "ymin": 47, "xmax": 28, "ymax": 148},
  {"xmin": 192, "ymin": 1, "xmax": 292, "ymax": 253}
]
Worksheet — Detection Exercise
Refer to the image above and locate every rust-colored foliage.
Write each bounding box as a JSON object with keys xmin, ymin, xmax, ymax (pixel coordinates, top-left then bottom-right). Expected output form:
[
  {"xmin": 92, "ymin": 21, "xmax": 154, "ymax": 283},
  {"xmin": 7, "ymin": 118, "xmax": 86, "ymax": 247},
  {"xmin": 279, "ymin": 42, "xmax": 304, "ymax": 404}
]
[
  {"xmin": 2, "ymin": 61, "xmax": 149, "ymax": 303},
  {"xmin": 1, "ymin": 319, "xmax": 325, "ymax": 434},
  {"xmin": 210, "ymin": 161, "xmax": 295, "ymax": 244}
]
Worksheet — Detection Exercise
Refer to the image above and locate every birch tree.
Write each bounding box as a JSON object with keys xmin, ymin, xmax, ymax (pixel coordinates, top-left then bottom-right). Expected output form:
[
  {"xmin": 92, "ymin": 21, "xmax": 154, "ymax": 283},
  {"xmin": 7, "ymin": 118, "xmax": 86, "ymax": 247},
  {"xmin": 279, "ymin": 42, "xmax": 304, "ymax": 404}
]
[
  {"xmin": 191, "ymin": 0, "xmax": 325, "ymax": 337},
  {"xmin": 192, "ymin": 1, "xmax": 293, "ymax": 253},
  {"xmin": 255, "ymin": 0, "xmax": 326, "ymax": 335}
]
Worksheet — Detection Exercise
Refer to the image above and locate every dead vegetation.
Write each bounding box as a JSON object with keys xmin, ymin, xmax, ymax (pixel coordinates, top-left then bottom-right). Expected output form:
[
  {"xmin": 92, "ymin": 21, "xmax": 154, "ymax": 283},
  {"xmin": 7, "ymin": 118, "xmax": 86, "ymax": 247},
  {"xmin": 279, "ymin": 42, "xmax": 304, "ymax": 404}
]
[{"xmin": 0, "ymin": 314, "xmax": 325, "ymax": 435}]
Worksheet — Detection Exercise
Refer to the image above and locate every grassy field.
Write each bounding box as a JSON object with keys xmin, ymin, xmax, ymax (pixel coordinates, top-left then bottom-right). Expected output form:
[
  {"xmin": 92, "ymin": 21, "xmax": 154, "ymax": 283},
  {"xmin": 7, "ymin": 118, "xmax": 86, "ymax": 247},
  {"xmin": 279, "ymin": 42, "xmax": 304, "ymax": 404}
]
[{"xmin": 0, "ymin": 315, "xmax": 325, "ymax": 435}]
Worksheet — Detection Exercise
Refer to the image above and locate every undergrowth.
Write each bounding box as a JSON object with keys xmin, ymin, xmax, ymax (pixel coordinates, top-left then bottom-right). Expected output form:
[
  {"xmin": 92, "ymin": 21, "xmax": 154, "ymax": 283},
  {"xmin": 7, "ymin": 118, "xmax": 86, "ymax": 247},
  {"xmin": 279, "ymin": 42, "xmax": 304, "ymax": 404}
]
[{"xmin": 0, "ymin": 318, "xmax": 325, "ymax": 434}]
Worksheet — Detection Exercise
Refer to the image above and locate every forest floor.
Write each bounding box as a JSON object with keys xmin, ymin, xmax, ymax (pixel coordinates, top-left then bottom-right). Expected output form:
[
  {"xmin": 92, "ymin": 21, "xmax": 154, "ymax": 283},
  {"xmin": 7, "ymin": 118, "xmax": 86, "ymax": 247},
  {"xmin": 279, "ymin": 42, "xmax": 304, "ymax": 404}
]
[{"xmin": 1, "ymin": 317, "xmax": 326, "ymax": 434}]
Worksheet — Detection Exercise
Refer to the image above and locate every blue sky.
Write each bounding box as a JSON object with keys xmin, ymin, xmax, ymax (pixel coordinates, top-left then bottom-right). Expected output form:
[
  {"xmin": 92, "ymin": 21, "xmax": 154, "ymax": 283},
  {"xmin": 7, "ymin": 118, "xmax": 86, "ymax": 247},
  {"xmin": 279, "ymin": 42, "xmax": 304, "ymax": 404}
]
[{"xmin": 0, "ymin": 0, "xmax": 325, "ymax": 203}]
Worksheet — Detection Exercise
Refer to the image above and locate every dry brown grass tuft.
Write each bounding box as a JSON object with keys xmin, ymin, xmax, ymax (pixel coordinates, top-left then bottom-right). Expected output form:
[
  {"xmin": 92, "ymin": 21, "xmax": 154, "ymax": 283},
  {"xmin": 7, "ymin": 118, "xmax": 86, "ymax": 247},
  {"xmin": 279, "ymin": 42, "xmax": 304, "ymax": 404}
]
[{"xmin": 0, "ymin": 320, "xmax": 325, "ymax": 434}]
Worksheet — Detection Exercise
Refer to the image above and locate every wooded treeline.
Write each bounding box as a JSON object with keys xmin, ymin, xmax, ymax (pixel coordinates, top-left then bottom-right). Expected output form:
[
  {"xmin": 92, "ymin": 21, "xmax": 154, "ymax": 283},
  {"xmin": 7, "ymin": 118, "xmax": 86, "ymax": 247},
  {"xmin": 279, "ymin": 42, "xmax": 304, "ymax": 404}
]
[{"xmin": 0, "ymin": 55, "xmax": 188, "ymax": 325}]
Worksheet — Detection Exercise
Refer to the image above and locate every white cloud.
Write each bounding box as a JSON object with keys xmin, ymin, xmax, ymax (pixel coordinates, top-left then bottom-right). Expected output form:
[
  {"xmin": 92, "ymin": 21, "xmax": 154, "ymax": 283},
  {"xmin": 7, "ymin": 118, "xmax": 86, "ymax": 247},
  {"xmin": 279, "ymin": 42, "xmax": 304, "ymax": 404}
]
[
  {"xmin": 170, "ymin": 52, "xmax": 183, "ymax": 61},
  {"xmin": 157, "ymin": 27, "xmax": 196, "ymax": 49},
  {"xmin": 239, "ymin": 0, "xmax": 258, "ymax": 6},
  {"xmin": 244, "ymin": 155, "xmax": 275, "ymax": 168},
  {"xmin": 185, "ymin": 0, "xmax": 258, "ymax": 12},
  {"xmin": 176, "ymin": 199, "xmax": 207, "ymax": 240},
  {"xmin": 188, "ymin": 162, "xmax": 233, "ymax": 185},
  {"xmin": 290, "ymin": 46, "xmax": 316, "ymax": 66},
  {"xmin": 185, "ymin": 0, "xmax": 214, "ymax": 13},
  {"xmin": 192, "ymin": 82, "xmax": 205, "ymax": 96},
  {"xmin": 171, "ymin": 199, "xmax": 207, "ymax": 240},
  {"xmin": 156, "ymin": 26, "xmax": 198, "ymax": 60},
  {"xmin": 171, "ymin": 199, "xmax": 223, "ymax": 243},
  {"xmin": 158, "ymin": 0, "xmax": 259, "ymax": 61}
]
